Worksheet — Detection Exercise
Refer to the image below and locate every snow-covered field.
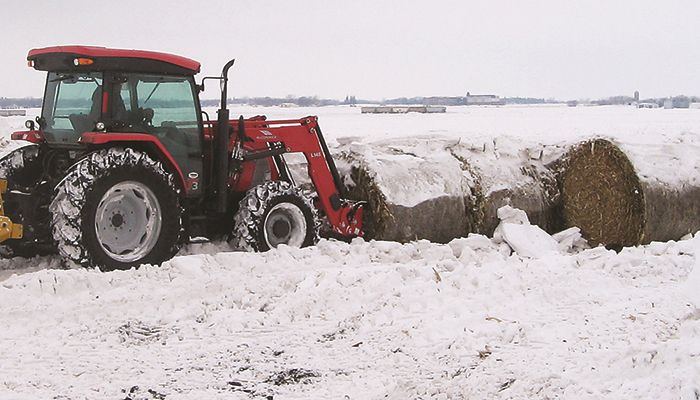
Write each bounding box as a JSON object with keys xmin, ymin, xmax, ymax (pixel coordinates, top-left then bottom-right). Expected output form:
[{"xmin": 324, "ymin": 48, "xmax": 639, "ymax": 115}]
[{"xmin": 1, "ymin": 105, "xmax": 699, "ymax": 399}]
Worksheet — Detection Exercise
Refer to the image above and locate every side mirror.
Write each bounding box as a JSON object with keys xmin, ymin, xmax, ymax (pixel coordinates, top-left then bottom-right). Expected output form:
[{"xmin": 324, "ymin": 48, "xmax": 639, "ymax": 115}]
[{"xmin": 25, "ymin": 120, "xmax": 35, "ymax": 131}]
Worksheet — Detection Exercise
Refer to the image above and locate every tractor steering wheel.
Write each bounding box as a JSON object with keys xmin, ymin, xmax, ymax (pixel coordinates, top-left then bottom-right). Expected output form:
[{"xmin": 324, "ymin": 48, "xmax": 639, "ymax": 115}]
[{"xmin": 139, "ymin": 108, "xmax": 154, "ymax": 126}]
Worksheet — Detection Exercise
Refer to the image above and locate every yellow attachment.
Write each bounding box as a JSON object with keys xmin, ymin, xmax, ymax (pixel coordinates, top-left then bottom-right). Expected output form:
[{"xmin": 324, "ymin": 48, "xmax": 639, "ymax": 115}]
[{"xmin": 0, "ymin": 179, "xmax": 23, "ymax": 243}]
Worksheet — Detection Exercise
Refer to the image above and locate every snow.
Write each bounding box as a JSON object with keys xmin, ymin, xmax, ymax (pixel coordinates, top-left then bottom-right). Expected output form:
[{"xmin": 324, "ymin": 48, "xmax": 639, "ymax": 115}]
[
  {"xmin": 1, "ymin": 233, "xmax": 699, "ymax": 399},
  {"xmin": 681, "ymin": 255, "xmax": 700, "ymax": 307},
  {"xmin": 618, "ymin": 141, "xmax": 700, "ymax": 188},
  {"xmin": 1, "ymin": 105, "xmax": 700, "ymax": 399},
  {"xmin": 493, "ymin": 206, "xmax": 560, "ymax": 259}
]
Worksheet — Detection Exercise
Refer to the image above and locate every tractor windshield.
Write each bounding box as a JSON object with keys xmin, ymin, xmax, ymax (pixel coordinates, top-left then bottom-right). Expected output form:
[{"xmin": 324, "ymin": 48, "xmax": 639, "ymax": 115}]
[{"xmin": 41, "ymin": 72, "xmax": 103, "ymax": 143}]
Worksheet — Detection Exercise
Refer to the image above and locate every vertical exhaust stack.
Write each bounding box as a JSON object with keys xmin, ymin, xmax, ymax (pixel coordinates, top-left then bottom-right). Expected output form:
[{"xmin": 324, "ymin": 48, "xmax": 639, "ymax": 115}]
[{"xmin": 216, "ymin": 59, "xmax": 236, "ymax": 213}]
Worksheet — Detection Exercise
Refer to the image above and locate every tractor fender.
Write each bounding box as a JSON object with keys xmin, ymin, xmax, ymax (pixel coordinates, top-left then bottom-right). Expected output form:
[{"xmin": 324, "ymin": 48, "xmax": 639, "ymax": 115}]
[{"xmin": 78, "ymin": 132, "xmax": 187, "ymax": 195}]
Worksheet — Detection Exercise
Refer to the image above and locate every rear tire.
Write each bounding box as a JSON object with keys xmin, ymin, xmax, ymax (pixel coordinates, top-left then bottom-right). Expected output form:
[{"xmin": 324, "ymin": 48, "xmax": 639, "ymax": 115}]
[
  {"xmin": 50, "ymin": 148, "xmax": 182, "ymax": 270},
  {"xmin": 231, "ymin": 181, "xmax": 320, "ymax": 252}
]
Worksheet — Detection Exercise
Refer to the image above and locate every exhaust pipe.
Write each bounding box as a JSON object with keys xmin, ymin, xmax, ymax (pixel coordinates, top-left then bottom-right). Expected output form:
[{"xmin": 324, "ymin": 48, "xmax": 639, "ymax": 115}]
[{"xmin": 216, "ymin": 59, "xmax": 235, "ymax": 213}]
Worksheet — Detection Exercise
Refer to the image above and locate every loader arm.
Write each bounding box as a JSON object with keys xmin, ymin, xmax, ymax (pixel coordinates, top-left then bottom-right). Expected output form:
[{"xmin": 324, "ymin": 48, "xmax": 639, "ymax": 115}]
[{"xmin": 222, "ymin": 116, "xmax": 364, "ymax": 237}]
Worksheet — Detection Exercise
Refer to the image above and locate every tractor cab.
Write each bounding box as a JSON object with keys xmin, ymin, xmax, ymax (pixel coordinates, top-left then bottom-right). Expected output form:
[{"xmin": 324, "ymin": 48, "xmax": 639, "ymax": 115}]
[{"xmin": 27, "ymin": 46, "xmax": 205, "ymax": 195}]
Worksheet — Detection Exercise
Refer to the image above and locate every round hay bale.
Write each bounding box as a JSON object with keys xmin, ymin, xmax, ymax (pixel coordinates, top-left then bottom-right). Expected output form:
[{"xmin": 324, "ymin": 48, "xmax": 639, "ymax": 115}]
[
  {"xmin": 448, "ymin": 140, "xmax": 560, "ymax": 237},
  {"xmin": 558, "ymin": 138, "xmax": 645, "ymax": 248},
  {"xmin": 557, "ymin": 138, "xmax": 700, "ymax": 248},
  {"xmin": 337, "ymin": 139, "xmax": 473, "ymax": 243}
]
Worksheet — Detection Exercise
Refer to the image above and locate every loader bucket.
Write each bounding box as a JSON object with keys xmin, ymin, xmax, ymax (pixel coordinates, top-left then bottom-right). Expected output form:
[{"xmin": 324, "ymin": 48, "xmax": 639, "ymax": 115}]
[{"xmin": 0, "ymin": 179, "xmax": 23, "ymax": 243}]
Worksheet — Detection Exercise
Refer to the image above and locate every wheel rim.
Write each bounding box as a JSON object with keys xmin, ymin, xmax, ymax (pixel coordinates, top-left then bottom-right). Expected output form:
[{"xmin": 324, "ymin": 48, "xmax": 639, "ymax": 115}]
[
  {"xmin": 263, "ymin": 203, "xmax": 307, "ymax": 248},
  {"xmin": 94, "ymin": 181, "xmax": 162, "ymax": 263}
]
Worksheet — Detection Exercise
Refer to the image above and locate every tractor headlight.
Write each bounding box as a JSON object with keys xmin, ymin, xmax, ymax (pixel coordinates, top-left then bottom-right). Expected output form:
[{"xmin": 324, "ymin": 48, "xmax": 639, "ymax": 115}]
[{"xmin": 95, "ymin": 122, "xmax": 105, "ymax": 131}]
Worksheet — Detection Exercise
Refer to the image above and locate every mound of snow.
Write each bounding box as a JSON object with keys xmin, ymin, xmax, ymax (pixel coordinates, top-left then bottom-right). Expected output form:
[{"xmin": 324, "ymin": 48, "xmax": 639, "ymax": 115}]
[{"xmin": 493, "ymin": 206, "xmax": 559, "ymax": 258}]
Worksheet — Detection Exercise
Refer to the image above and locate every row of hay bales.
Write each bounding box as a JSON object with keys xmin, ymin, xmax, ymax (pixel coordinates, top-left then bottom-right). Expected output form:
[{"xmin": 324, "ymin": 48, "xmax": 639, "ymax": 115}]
[{"xmin": 335, "ymin": 136, "xmax": 700, "ymax": 248}]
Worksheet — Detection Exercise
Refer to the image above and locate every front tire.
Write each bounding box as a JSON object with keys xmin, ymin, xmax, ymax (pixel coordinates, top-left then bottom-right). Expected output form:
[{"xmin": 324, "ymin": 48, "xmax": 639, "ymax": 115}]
[
  {"xmin": 50, "ymin": 148, "xmax": 182, "ymax": 270},
  {"xmin": 231, "ymin": 181, "xmax": 320, "ymax": 252}
]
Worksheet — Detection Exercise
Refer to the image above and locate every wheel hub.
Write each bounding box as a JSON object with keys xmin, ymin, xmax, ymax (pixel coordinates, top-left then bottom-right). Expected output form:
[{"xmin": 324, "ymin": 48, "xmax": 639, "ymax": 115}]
[
  {"xmin": 272, "ymin": 219, "xmax": 291, "ymax": 238},
  {"xmin": 111, "ymin": 213, "xmax": 124, "ymax": 228},
  {"xmin": 94, "ymin": 181, "xmax": 162, "ymax": 263},
  {"xmin": 264, "ymin": 203, "xmax": 307, "ymax": 248}
]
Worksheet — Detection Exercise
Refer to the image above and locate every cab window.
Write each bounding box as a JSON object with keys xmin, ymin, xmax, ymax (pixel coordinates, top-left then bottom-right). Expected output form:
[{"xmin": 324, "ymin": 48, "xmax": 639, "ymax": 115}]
[{"xmin": 41, "ymin": 72, "xmax": 103, "ymax": 143}]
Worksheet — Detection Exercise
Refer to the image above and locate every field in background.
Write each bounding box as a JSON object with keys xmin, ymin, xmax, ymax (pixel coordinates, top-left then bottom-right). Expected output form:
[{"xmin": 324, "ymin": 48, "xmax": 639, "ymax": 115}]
[{"xmin": 6, "ymin": 104, "xmax": 700, "ymax": 146}]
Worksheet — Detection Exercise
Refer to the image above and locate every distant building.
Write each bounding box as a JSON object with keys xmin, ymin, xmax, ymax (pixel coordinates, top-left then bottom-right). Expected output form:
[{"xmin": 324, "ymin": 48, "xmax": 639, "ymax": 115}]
[
  {"xmin": 465, "ymin": 92, "xmax": 505, "ymax": 106},
  {"xmin": 672, "ymin": 97, "xmax": 690, "ymax": 109},
  {"xmin": 0, "ymin": 109, "xmax": 26, "ymax": 117},
  {"xmin": 663, "ymin": 97, "xmax": 690, "ymax": 109},
  {"xmin": 634, "ymin": 91, "xmax": 640, "ymax": 102}
]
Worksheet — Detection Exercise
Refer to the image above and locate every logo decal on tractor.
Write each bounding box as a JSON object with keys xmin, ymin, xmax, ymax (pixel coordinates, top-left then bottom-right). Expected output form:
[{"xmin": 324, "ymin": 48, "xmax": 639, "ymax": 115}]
[{"xmin": 256, "ymin": 129, "xmax": 278, "ymax": 140}]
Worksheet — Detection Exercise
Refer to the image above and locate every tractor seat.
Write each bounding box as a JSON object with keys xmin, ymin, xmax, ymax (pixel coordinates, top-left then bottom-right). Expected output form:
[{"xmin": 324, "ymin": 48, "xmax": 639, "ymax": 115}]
[{"xmin": 69, "ymin": 113, "xmax": 97, "ymax": 134}]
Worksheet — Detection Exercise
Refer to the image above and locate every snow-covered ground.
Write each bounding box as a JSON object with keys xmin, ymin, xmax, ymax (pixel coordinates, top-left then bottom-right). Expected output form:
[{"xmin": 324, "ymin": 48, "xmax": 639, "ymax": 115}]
[{"xmin": 1, "ymin": 105, "xmax": 699, "ymax": 399}]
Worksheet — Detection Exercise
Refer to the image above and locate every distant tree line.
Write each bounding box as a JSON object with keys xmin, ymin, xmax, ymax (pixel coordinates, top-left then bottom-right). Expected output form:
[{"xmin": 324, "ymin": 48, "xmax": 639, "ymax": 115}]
[
  {"xmin": 590, "ymin": 96, "xmax": 636, "ymax": 105},
  {"xmin": 4, "ymin": 94, "xmax": 700, "ymax": 109},
  {"xmin": 505, "ymin": 97, "xmax": 557, "ymax": 104},
  {"xmin": 200, "ymin": 96, "xmax": 373, "ymax": 108},
  {"xmin": 589, "ymin": 95, "xmax": 699, "ymax": 108}
]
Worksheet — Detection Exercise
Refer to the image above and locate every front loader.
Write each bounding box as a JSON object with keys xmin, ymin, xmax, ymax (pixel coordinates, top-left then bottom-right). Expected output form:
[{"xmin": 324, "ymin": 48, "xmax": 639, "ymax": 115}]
[{"xmin": 0, "ymin": 46, "xmax": 364, "ymax": 270}]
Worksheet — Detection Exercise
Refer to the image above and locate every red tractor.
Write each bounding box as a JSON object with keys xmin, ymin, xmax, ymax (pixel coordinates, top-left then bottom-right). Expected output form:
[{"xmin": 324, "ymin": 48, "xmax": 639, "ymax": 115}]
[{"xmin": 0, "ymin": 46, "xmax": 364, "ymax": 270}]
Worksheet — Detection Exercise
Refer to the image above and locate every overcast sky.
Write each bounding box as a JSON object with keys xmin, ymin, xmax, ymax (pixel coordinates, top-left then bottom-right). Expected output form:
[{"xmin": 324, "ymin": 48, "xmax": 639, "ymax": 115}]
[{"xmin": 1, "ymin": 0, "xmax": 699, "ymax": 100}]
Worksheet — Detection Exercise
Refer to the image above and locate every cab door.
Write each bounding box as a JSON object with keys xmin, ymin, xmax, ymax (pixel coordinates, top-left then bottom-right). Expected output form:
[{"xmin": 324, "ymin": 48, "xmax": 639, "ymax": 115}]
[{"xmin": 110, "ymin": 74, "xmax": 204, "ymax": 197}]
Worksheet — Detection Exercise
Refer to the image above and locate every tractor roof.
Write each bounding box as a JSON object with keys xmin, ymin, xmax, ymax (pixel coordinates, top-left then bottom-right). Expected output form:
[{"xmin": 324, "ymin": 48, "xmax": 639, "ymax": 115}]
[{"xmin": 28, "ymin": 45, "xmax": 201, "ymax": 76}]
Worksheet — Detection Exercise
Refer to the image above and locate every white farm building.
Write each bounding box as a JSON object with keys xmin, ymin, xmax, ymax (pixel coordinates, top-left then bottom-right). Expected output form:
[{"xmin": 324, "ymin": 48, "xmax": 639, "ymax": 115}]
[{"xmin": 465, "ymin": 92, "xmax": 505, "ymax": 106}]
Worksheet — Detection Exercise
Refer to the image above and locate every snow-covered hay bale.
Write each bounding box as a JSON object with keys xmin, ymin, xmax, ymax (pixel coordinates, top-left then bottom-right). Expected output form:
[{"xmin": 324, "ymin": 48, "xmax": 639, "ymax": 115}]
[
  {"xmin": 337, "ymin": 136, "xmax": 560, "ymax": 242},
  {"xmin": 557, "ymin": 138, "xmax": 700, "ymax": 248},
  {"xmin": 449, "ymin": 139, "xmax": 560, "ymax": 236},
  {"xmin": 339, "ymin": 138, "xmax": 473, "ymax": 243}
]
